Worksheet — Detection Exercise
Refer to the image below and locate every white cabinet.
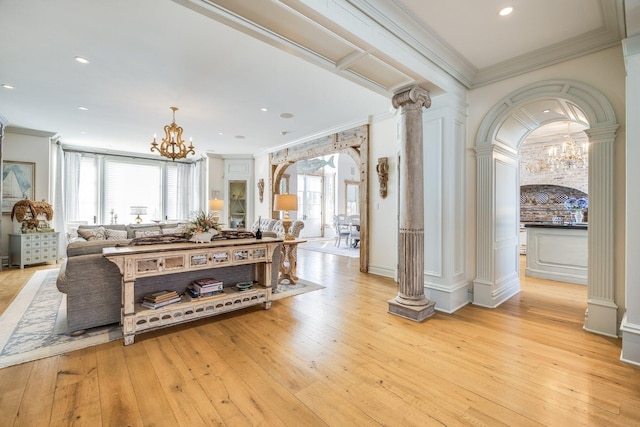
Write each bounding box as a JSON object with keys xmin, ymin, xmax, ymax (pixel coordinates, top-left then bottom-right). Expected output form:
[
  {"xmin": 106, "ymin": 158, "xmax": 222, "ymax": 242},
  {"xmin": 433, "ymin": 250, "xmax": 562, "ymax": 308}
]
[
  {"xmin": 519, "ymin": 227, "xmax": 527, "ymax": 254},
  {"xmin": 9, "ymin": 232, "xmax": 60, "ymax": 269}
]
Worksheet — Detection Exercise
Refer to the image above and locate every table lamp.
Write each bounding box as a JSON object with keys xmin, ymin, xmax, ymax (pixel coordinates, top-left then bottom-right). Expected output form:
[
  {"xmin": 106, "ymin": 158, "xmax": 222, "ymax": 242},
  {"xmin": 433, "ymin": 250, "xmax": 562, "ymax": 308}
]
[
  {"xmin": 209, "ymin": 199, "xmax": 224, "ymax": 223},
  {"xmin": 274, "ymin": 193, "xmax": 298, "ymax": 240},
  {"xmin": 130, "ymin": 206, "xmax": 147, "ymax": 224}
]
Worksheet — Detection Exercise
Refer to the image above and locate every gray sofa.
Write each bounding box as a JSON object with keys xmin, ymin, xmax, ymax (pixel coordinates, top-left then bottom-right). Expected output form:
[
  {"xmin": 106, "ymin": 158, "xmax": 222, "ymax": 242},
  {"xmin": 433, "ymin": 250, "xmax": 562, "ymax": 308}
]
[{"xmin": 56, "ymin": 223, "xmax": 282, "ymax": 334}]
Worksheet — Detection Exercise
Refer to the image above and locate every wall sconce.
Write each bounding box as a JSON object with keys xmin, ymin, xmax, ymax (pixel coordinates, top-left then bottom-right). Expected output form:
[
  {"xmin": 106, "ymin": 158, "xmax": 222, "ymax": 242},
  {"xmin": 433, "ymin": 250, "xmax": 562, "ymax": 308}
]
[
  {"xmin": 257, "ymin": 178, "xmax": 265, "ymax": 203},
  {"xmin": 376, "ymin": 157, "xmax": 389, "ymax": 199}
]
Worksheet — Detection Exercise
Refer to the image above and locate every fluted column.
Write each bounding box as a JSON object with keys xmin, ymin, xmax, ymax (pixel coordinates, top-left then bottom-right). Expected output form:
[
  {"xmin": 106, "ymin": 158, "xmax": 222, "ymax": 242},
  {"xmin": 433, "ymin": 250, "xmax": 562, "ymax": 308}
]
[
  {"xmin": 584, "ymin": 125, "xmax": 618, "ymax": 337},
  {"xmin": 388, "ymin": 86, "xmax": 436, "ymax": 321}
]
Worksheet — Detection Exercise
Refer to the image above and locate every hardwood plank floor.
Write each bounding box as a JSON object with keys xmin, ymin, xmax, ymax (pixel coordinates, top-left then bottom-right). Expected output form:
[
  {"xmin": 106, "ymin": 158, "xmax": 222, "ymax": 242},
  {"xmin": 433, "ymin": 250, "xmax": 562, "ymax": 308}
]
[{"xmin": 0, "ymin": 254, "xmax": 638, "ymax": 426}]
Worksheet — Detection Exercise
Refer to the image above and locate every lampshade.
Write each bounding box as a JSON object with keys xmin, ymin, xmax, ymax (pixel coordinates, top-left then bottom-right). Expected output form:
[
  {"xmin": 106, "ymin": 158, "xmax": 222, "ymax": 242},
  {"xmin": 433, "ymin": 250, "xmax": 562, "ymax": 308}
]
[
  {"xmin": 130, "ymin": 206, "xmax": 147, "ymax": 215},
  {"xmin": 209, "ymin": 199, "xmax": 224, "ymax": 211},
  {"xmin": 274, "ymin": 194, "xmax": 297, "ymax": 212}
]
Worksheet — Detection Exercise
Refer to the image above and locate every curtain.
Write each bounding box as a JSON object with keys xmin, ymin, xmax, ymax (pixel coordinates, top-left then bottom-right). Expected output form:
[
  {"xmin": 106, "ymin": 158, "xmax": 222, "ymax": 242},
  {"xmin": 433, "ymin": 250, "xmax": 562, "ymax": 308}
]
[
  {"xmin": 192, "ymin": 158, "xmax": 206, "ymax": 214},
  {"xmin": 64, "ymin": 151, "xmax": 82, "ymax": 221},
  {"xmin": 175, "ymin": 162, "xmax": 192, "ymax": 220},
  {"xmin": 52, "ymin": 142, "xmax": 67, "ymax": 255}
]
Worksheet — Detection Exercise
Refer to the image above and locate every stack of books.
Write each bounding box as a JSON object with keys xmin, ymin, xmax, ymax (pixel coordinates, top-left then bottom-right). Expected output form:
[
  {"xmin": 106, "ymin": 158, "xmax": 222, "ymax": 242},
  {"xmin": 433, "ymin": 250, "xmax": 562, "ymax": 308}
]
[
  {"xmin": 187, "ymin": 277, "xmax": 225, "ymax": 300},
  {"xmin": 141, "ymin": 290, "xmax": 181, "ymax": 309}
]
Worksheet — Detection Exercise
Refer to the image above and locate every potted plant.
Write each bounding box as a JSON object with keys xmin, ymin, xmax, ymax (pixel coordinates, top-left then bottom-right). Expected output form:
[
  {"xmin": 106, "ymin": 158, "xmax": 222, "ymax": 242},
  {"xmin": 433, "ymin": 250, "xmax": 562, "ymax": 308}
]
[{"xmin": 188, "ymin": 211, "xmax": 220, "ymax": 243}]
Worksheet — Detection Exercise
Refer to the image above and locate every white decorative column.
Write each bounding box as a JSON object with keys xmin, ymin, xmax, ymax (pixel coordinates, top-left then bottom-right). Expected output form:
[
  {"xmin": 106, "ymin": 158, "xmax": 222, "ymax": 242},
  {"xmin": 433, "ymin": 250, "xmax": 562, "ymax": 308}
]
[
  {"xmin": 388, "ymin": 86, "xmax": 436, "ymax": 321},
  {"xmin": 583, "ymin": 125, "xmax": 618, "ymax": 337},
  {"xmin": 621, "ymin": 35, "xmax": 640, "ymax": 365}
]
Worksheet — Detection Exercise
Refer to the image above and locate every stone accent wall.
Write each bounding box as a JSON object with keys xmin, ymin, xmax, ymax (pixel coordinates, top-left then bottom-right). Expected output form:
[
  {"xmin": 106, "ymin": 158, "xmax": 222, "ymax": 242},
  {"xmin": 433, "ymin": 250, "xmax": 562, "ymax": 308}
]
[
  {"xmin": 520, "ymin": 184, "xmax": 588, "ymax": 223},
  {"xmin": 520, "ymin": 140, "xmax": 588, "ymax": 193}
]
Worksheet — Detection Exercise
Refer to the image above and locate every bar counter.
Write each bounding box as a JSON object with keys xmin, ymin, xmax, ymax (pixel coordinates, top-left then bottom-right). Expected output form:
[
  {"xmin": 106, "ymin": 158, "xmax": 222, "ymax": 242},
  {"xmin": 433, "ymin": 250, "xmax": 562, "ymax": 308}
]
[{"xmin": 524, "ymin": 222, "xmax": 588, "ymax": 285}]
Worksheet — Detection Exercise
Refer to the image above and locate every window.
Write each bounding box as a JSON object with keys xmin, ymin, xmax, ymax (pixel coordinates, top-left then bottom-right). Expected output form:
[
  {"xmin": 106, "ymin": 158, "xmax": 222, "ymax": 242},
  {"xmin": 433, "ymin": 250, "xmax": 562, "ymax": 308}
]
[
  {"xmin": 104, "ymin": 159, "xmax": 162, "ymax": 223},
  {"xmin": 77, "ymin": 156, "xmax": 98, "ymax": 223},
  {"xmin": 345, "ymin": 180, "xmax": 359, "ymax": 216},
  {"xmin": 68, "ymin": 152, "xmax": 196, "ymax": 224}
]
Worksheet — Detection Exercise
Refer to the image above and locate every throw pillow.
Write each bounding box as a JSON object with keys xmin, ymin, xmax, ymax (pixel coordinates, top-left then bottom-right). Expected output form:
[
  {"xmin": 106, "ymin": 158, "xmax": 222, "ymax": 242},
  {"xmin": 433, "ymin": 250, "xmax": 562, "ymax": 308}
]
[
  {"xmin": 162, "ymin": 223, "xmax": 189, "ymax": 234},
  {"xmin": 105, "ymin": 228, "xmax": 128, "ymax": 240},
  {"xmin": 77, "ymin": 226, "xmax": 107, "ymax": 241},
  {"xmin": 134, "ymin": 229, "xmax": 161, "ymax": 238}
]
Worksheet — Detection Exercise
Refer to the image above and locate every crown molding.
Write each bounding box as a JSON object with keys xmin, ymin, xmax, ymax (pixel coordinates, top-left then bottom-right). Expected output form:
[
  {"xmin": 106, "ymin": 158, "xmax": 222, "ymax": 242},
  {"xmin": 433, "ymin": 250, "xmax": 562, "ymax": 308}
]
[
  {"xmin": 348, "ymin": 0, "xmax": 626, "ymax": 89},
  {"xmin": 5, "ymin": 126, "xmax": 57, "ymax": 138}
]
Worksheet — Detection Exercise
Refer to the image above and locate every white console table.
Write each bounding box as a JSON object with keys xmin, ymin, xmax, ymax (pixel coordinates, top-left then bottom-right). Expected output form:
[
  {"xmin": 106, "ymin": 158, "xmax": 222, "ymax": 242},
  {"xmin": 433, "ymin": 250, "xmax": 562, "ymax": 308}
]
[{"xmin": 103, "ymin": 237, "xmax": 282, "ymax": 345}]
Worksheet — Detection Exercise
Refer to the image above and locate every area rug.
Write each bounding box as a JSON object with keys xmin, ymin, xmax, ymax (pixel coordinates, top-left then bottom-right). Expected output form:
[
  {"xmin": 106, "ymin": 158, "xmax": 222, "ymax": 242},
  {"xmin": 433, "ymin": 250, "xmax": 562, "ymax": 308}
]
[
  {"xmin": 272, "ymin": 278, "xmax": 325, "ymax": 301},
  {"xmin": 0, "ymin": 270, "xmax": 324, "ymax": 368},
  {"xmin": 298, "ymin": 238, "xmax": 360, "ymax": 258},
  {"xmin": 0, "ymin": 269, "xmax": 122, "ymax": 369}
]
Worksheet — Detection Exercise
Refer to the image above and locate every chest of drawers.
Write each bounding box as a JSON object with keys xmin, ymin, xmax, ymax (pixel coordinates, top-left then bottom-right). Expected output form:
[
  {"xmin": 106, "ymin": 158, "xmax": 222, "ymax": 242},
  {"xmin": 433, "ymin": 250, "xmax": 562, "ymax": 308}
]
[{"xmin": 9, "ymin": 232, "xmax": 60, "ymax": 269}]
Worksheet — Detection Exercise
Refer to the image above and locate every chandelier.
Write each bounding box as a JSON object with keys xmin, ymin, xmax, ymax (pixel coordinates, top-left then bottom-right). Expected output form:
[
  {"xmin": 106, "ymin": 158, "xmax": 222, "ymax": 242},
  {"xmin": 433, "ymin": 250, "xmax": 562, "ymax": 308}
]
[
  {"xmin": 546, "ymin": 123, "xmax": 588, "ymax": 172},
  {"xmin": 150, "ymin": 106, "xmax": 195, "ymax": 161},
  {"xmin": 523, "ymin": 122, "xmax": 589, "ymax": 174}
]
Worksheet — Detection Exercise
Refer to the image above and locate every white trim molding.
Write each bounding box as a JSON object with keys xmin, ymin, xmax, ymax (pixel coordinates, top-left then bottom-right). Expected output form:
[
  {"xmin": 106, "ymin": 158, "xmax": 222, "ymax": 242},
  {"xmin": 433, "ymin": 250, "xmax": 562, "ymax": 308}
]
[{"xmin": 475, "ymin": 80, "xmax": 619, "ymax": 337}]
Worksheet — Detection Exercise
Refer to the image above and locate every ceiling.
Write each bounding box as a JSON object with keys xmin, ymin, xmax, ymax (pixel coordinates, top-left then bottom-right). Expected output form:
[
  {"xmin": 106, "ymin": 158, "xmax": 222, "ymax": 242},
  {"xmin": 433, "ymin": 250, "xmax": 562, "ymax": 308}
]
[{"xmin": 0, "ymin": 0, "xmax": 626, "ymax": 158}]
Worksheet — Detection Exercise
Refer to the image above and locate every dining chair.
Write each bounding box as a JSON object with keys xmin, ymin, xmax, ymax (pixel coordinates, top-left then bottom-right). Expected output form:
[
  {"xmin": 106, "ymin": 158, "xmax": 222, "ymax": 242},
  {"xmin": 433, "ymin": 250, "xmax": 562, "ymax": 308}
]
[
  {"xmin": 348, "ymin": 215, "xmax": 360, "ymax": 248},
  {"xmin": 334, "ymin": 214, "xmax": 350, "ymax": 247}
]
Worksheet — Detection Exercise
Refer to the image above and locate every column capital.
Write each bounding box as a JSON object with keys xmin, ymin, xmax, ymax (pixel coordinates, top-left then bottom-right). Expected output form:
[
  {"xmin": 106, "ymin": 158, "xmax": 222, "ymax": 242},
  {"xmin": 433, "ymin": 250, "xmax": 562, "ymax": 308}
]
[{"xmin": 392, "ymin": 86, "xmax": 431, "ymax": 110}]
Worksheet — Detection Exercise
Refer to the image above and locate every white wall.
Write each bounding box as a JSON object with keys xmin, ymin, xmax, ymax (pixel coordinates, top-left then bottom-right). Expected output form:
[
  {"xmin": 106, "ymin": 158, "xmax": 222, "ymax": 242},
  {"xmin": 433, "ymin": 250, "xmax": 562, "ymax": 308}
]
[
  {"xmin": 253, "ymin": 153, "xmax": 271, "ymax": 224},
  {"xmin": 368, "ymin": 115, "xmax": 398, "ymax": 278},
  {"xmin": 2, "ymin": 128, "xmax": 54, "ymax": 261},
  {"xmin": 207, "ymin": 154, "xmax": 224, "ymax": 200}
]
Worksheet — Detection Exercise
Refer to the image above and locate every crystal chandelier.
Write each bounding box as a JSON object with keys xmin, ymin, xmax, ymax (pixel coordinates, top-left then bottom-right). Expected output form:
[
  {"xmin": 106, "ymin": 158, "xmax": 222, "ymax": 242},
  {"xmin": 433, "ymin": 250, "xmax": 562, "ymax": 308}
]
[
  {"xmin": 150, "ymin": 106, "xmax": 195, "ymax": 161},
  {"xmin": 547, "ymin": 123, "xmax": 588, "ymax": 172}
]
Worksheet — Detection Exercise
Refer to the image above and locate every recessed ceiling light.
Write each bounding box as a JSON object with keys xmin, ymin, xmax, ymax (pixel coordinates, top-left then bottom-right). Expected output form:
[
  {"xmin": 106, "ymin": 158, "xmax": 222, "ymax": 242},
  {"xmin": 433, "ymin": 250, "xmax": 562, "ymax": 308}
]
[
  {"xmin": 280, "ymin": 131, "xmax": 290, "ymax": 136},
  {"xmin": 543, "ymin": 109, "xmax": 551, "ymax": 113},
  {"xmin": 261, "ymin": 108, "xmax": 268, "ymax": 112},
  {"xmin": 80, "ymin": 131, "xmax": 87, "ymax": 134},
  {"xmin": 74, "ymin": 56, "xmax": 90, "ymax": 64},
  {"xmin": 218, "ymin": 132, "xmax": 224, "ymax": 136},
  {"xmin": 1, "ymin": 84, "xmax": 14, "ymax": 89},
  {"xmin": 280, "ymin": 113, "xmax": 294, "ymax": 119},
  {"xmin": 499, "ymin": 7, "xmax": 513, "ymax": 16},
  {"xmin": 77, "ymin": 106, "xmax": 88, "ymax": 111},
  {"xmin": 235, "ymin": 135, "xmax": 245, "ymax": 139}
]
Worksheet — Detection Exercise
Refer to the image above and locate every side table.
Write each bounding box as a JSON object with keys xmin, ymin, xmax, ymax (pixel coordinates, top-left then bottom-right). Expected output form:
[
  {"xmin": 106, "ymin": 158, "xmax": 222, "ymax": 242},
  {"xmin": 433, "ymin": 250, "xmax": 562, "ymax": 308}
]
[{"xmin": 279, "ymin": 239, "xmax": 307, "ymax": 286}]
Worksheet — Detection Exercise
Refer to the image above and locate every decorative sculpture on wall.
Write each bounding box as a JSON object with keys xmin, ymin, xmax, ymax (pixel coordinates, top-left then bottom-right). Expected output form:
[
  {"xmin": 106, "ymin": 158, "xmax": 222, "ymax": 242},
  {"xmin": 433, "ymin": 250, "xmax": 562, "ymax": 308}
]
[
  {"xmin": 376, "ymin": 157, "xmax": 389, "ymax": 199},
  {"xmin": 257, "ymin": 178, "xmax": 265, "ymax": 203}
]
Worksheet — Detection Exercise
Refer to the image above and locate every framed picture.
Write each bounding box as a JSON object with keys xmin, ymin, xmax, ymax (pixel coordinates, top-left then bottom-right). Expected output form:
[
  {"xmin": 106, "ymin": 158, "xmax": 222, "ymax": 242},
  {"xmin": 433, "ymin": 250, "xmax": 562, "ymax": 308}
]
[{"xmin": 2, "ymin": 161, "xmax": 35, "ymax": 214}]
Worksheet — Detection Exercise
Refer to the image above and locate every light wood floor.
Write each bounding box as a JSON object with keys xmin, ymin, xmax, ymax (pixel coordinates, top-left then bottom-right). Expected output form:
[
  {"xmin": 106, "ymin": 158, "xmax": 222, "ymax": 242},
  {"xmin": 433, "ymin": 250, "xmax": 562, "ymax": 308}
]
[{"xmin": 0, "ymin": 253, "xmax": 638, "ymax": 426}]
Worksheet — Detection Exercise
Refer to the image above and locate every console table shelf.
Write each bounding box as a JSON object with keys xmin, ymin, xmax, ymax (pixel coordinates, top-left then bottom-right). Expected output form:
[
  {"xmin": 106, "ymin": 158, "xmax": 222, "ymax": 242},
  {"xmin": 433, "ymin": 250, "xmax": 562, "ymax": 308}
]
[
  {"xmin": 103, "ymin": 237, "xmax": 282, "ymax": 345},
  {"xmin": 132, "ymin": 286, "xmax": 268, "ymax": 334}
]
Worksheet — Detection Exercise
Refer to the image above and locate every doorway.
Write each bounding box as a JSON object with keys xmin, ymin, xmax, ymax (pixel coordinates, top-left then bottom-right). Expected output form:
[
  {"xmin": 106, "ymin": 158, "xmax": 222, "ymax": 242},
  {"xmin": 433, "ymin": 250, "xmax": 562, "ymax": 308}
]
[
  {"xmin": 298, "ymin": 174, "xmax": 323, "ymax": 237},
  {"xmin": 270, "ymin": 124, "xmax": 369, "ymax": 272},
  {"xmin": 474, "ymin": 79, "xmax": 618, "ymax": 337}
]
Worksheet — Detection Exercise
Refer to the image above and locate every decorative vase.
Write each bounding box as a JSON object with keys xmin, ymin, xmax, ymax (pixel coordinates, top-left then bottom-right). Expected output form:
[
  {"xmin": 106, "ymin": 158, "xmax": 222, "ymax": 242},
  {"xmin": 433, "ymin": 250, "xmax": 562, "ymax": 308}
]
[
  {"xmin": 190, "ymin": 231, "xmax": 214, "ymax": 243},
  {"xmin": 573, "ymin": 210, "xmax": 584, "ymax": 223}
]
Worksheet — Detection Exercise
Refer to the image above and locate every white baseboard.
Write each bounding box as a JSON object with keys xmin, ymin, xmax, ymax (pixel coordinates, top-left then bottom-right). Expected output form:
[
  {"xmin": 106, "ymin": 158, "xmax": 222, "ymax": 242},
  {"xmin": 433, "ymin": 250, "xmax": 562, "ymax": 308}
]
[
  {"xmin": 424, "ymin": 281, "xmax": 471, "ymax": 314},
  {"xmin": 368, "ymin": 264, "xmax": 395, "ymax": 278}
]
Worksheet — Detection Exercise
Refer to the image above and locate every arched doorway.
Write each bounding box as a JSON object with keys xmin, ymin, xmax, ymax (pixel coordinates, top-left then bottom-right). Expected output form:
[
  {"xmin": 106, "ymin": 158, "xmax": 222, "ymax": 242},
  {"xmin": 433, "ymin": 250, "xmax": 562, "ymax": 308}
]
[
  {"xmin": 474, "ymin": 79, "xmax": 619, "ymax": 337},
  {"xmin": 270, "ymin": 125, "xmax": 369, "ymax": 272}
]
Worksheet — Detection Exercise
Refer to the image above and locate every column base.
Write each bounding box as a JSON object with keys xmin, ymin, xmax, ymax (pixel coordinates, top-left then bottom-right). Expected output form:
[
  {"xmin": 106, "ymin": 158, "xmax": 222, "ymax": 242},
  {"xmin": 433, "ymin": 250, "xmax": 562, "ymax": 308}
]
[
  {"xmin": 621, "ymin": 314, "xmax": 640, "ymax": 366},
  {"xmin": 388, "ymin": 298, "xmax": 436, "ymax": 322},
  {"xmin": 584, "ymin": 298, "xmax": 619, "ymax": 338}
]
